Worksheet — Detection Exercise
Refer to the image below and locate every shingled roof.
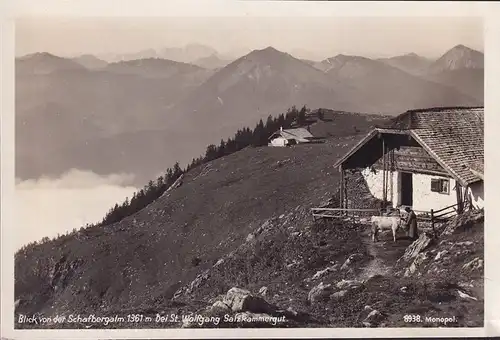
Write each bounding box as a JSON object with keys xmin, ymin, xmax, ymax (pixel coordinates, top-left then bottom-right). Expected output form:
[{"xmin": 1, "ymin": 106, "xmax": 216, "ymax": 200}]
[
  {"xmin": 335, "ymin": 107, "xmax": 484, "ymax": 186},
  {"xmin": 404, "ymin": 107, "xmax": 483, "ymax": 186},
  {"xmin": 269, "ymin": 128, "xmax": 314, "ymax": 142}
]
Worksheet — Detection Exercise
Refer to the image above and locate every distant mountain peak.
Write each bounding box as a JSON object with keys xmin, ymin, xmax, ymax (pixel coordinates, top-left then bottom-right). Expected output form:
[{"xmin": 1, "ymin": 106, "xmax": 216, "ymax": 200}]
[
  {"xmin": 241, "ymin": 46, "xmax": 293, "ymax": 64},
  {"xmin": 430, "ymin": 44, "xmax": 484, "ymax": 73},
  {"xmin": 453, "ymin": 44, "xmax": 469, "ymax": 50},
  {"xmin": 72, "ymin": 54, "xmax": 108, "ymax": 70},
  {"xmin": 18, "ymin": 51, "xmax": 61, "ymax": 61},
  {"xmin": 331, "ymin": 54, "xmax": 370, "ymax": 62},
  {"xmin": 319, "ymin": 54, "xmax": 374, "ymax": 70},
  {"xmin": 16, "ymin": 52, "xmax": 85, "ymax": 75},
  {"xmin": 261, "ymin": 46, "xmax": 279, "ymax": 52},
  {"xmin": 250, "ymin": 46, "xmax": 285, "ymax": 56}
]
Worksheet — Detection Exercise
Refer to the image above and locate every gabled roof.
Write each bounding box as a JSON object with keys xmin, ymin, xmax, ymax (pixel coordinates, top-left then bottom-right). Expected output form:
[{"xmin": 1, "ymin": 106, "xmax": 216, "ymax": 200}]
[
  {"xmin": 269, "ymin": 128, "xmax": 314, "ymax": 142},
  {"xmin": 334, "ymin": 107, "xmax": 484, "ymax": 186},
  {"xmin": 333, "ymin": 128, "xmax": 411, "ymax": 168}
]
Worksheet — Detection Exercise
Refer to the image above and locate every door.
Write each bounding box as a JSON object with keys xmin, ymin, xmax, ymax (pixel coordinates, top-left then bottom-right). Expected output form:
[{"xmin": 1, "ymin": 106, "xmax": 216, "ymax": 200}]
[{"xmin": 400, "ymin": 172, "xmax": 413, "ymax": 206}]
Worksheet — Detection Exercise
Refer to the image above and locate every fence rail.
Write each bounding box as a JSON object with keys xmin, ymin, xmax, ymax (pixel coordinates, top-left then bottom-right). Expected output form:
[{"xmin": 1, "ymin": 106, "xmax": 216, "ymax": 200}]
[
  {"xmin": 428, "ymin": 203, "xmax": 459, "ymax": 236},
  {"xmin": 311, "ymin": 207, "xmax": 385, "ymax": 222},
  {"xmin": 311, "ymin": 204, "xmax": 458, "ymax": 226},
  {"xmin": 434, "ymin": 203, "xmax": 459, "ymax": 214}
]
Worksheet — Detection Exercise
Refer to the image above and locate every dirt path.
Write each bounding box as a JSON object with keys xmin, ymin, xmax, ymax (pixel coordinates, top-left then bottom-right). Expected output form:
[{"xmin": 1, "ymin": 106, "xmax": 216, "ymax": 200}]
[{"xmin": 358, "ymin": 229, "xmax": 413, "ymax": 280}]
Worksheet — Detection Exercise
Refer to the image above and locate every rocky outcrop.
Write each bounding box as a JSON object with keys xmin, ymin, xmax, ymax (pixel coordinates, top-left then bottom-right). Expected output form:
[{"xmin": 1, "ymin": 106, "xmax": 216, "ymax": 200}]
[
  {"xmin": 258, "ymin": 286, "xmax": 268, "ymax": 297},
  {"xmin": 174, "ymin": 269, "xmax": 210, "ymax": 298},
  {"xmin": 361, "ymin": 305, "xmax": 386, "ymax": 327},
  {"xmin": 404, "ymin": 251, "xmax": 429, "ymax": 277},
  {"xmin": 180, "ymin": 287, "xmax": 314, "ymax": 328},
  {"xmin": 341, "ymin": 253, "xmax": 364, "ymax": 271},
  {"xmin": 160, "ymin": 174, "xmax": 184, "ymax": 198},
  {"xmin": 462, "ymin": 257, "xmax": 483, "ymax": 272},
  {"xmin": 330, "ymin": 290, "xmax": 348, "ymax": 300},
  {"xmin": 396, "ymin": 232, "xmax": 433, "ymax": 267},
  {"xmin": 336, "ymin": 279, "xmax": 363, "ymax": 290},
  {"xmin": 441, "ymin": 209, "xmax": 484, "ymax": 235},
  {"xmin": 222, "ymin": 287, "xmax": 276, "ymax": 314},
  {"xmin": 49, "ymin": 256, "xmax": 82, "ymax": 292},
  {"xmin": 305, "ymin": 263, "xmax": 339, "ymax": 282},
  {"xmin": 308, "ymin": 282, "xmax": 333, "ymax": 305},
  {"xmin": 308, "ymin": 278, "xmax": 364, "ymax": 306}
]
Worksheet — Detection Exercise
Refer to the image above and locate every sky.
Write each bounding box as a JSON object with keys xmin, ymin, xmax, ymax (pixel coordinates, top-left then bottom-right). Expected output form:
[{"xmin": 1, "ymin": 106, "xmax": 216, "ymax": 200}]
[{"xmin": 15, "ymin": 16, "xmax": 484, "ymax": 60}]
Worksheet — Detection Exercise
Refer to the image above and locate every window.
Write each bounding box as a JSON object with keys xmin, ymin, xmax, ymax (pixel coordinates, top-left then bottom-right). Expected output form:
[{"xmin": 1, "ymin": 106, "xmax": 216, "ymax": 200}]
[{"xmin": 431, "ymin": 178, "xmax": 450, "ymax": 194}]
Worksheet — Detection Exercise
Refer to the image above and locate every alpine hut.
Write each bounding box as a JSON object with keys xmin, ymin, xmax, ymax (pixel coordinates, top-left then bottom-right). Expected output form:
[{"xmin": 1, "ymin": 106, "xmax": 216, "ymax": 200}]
[
  {"xmin": 333, "ymin": 107, "xmax": 484, "ymax": 213},
  {"xmin": 268, "ymin": 127, "xmax": 320, "ymax": 147}
]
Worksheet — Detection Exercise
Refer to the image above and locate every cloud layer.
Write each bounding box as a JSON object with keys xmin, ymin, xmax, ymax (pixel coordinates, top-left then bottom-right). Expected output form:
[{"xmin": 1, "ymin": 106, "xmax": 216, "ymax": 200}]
[{"xmin": 15, "ymin": 169, "xmax": 137, "ymax": 251}]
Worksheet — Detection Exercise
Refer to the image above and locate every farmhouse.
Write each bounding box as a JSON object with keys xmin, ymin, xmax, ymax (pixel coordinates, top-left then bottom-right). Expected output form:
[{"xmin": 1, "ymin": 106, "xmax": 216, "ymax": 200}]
[
  {"xmin": 333, "ymin": 107, "xmax": 484, "ymax": 213},
  {"xmin": 268, "ymin": 127, "xmax": 322, "ymax": 147}
]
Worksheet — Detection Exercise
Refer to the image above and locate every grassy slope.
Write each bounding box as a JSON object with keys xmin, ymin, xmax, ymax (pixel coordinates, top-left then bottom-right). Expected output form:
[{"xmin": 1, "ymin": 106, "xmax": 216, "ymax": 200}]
[
  {"xmin": 14, "ymin": 111, "xmax": 483, "ymax": 328},
  {"xmin": 16, "ymin": 110, "xmax": 386, "ymax": 318},
  {"xmin": 15, "ymin": 137, "xmax": 361, "ymax": 317}
]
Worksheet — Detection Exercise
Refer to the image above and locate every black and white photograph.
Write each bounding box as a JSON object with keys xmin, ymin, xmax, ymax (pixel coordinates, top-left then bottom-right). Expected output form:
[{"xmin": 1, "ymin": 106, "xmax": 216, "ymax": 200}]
[{"xmin": 1, "ymin": 1, "xmax": 499, "ymax": 338}]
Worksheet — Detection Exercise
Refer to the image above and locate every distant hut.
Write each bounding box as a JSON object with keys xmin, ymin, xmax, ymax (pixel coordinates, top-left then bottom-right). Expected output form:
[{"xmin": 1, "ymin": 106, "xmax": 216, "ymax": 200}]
[{"xmin": 268, "ymin": 127, "xmax": 322, "ymax": 147}]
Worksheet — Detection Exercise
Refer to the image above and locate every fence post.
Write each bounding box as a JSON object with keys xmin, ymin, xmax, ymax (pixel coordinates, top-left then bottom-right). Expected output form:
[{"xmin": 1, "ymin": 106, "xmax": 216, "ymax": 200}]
[{"xmin": 430, "ymin": 209, "xmax": 436, "ymax": 238}]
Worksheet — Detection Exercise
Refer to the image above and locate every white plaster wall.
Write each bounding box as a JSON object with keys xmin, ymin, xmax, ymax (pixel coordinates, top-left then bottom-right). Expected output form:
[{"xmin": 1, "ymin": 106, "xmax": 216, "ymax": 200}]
[
  {"xmin": 361, "ymin": 168, "xmax": 462, "ymax": 212},
  {"xmin": 467, "ymin": 181, "xmax": 484, "ymax": 209},
  {"xmin": 361, "ymin": 167, "xmax": 399, "ymax": 207},
  {"xmin": 361, "ymin": 167, "xmax": 384, "ymax": 200},
  {"xmin": 411, "ymin": 173, "xmax": 457, "ymax": 212},
  {"xmin": 269, "ymin": 137, "xmax": 287, "ymax": 147}
]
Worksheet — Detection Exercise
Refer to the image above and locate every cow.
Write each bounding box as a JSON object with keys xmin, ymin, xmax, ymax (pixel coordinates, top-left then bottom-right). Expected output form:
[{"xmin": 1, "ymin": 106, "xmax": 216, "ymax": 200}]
[{"xmin": 370, "ymin": 215, "xmax": 404, "ymax": 243}]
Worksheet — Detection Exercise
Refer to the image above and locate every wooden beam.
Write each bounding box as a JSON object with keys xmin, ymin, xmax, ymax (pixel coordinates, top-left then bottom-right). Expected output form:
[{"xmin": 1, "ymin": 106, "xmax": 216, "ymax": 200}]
[
  {"xmin": 344, "ymin": 170, "xmax": 348, "ymax": 214},
  {"xmin": 312, "ymin": 213, "xmax": 342, "ymax": 219},
  {"xmin": 312, "ymin": 208, "xmax": 380, "ymax": 212},
  {"xmin": 390, "ymin": 149, "xmax": 394, "ymax": 205},
  {"xmin": 385, "ymin": 148, "xmax": 389, "ymax": 204},
  {"xmin": 464, "ymin": 185, "xmax": 470, "ymax": 211},
  {"xmin": 456, "ymin": 183, "xmax": 463, "ymax": 214},
  {"xmin": 382, "ymin": 138, "xmax": 386, "ymax": 205},
  {"xmin": 339, "ymin": 165, "xmax": 344, "ymax": 210},
  {"xmin": 384, "ymin": 167, "xmax": 450, "ymax": 178},
  {"xmin": 430, "ymin": 209, "xmax": 436, "ymax": 238}
]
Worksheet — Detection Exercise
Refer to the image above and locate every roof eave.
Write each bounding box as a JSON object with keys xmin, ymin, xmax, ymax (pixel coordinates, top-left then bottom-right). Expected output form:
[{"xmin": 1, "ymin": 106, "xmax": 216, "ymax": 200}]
[
  {"xmin": 333, "ymin": 128, "xmax": 411, "ymax": 168},
  {"xmin": 333, "ymin": 128, "xmax": 474, "ymax": 187},
  {"xmin": 469, "ymin": 169, "xmax": 484, "ymax": 182}
]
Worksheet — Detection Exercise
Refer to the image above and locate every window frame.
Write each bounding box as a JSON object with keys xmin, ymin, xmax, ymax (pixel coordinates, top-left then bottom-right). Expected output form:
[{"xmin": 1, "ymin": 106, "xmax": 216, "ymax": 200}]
[{"xmin": 430, "ymin": 178, "xmax": 450, "ymax": 195}]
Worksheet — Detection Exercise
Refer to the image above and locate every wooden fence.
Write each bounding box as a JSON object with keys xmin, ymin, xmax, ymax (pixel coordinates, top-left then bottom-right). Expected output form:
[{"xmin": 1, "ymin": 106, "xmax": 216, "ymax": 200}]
[
  {"xmin": 311, "ymin": 204, "xmax": 458, "ymax": 226},
  {"xmin": 428, "ymin": 203, "xmax": 459, "ymax": 237},
  {"xmin": 311, "ymin": 207, "xmax": 383, "ymax": 222}
]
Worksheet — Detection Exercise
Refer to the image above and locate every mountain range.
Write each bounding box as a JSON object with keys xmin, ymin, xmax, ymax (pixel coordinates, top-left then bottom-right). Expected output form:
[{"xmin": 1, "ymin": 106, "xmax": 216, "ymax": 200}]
[{"xmin": 15, "ymin": 44, "xmax": 484, "ymax": 185}]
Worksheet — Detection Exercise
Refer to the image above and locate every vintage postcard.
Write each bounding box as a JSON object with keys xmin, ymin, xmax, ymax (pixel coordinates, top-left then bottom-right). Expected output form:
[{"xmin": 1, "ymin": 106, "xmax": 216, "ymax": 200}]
[{"xmin": 1, "ymin": 0, "xmax": 500, "ymax": 339}]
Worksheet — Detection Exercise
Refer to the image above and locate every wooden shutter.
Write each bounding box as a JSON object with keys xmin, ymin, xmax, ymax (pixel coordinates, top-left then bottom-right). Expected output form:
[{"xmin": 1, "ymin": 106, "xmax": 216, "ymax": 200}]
[{"xmin": 431, "ymin": 179, "xmax": 440, "ymax": 192}]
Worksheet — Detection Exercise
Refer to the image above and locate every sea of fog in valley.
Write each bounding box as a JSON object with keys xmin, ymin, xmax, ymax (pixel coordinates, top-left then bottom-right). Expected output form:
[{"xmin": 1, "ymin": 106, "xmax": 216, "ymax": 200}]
[{"xmin": 15, "ymin": 169, "xmax": 137, "ymax": 251}]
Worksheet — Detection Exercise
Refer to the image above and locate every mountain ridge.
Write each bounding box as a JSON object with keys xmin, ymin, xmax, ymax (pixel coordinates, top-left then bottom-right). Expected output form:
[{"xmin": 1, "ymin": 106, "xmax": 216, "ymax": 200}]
[
  {"xmin": 377, "ymin": 53, "xmax": 433, "ymax": 76},
  {"xmin": 15, "ymin": 44, "xmax": 483, "ymax": 185}
]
